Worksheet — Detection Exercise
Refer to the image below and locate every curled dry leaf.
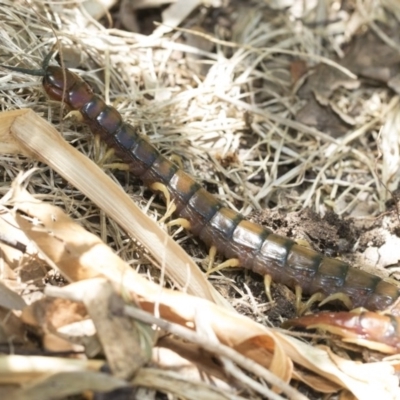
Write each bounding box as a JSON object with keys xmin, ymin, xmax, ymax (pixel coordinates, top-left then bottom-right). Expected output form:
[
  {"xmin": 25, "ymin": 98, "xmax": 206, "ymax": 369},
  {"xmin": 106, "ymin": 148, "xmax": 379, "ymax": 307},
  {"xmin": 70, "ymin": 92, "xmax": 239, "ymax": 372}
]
[
  {"xmin": 0, "ymin": 355, "xmax": 105, "ymax": 385},
  {"xmin": 21, "ymin": 297, "xmax": 94, "ymax": 354},
  {"xmin": 79, "ymin": 278, "xmax": 154, "ymax": 378},
  {"xmin": 6, "ymin": 183, "xmax": 294, "ymax": 385},
  {"xmin": 0, "ymin": 281, "xmax": 26, "ymax": 311}
]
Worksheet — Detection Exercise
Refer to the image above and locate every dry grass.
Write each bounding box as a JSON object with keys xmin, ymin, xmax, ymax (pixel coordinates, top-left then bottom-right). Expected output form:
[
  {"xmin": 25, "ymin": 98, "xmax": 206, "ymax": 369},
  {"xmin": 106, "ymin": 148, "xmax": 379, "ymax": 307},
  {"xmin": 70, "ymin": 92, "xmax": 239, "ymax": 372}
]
[{"xmin": 1, "ymin": 0, "xmax": 400, "ymax": 399}]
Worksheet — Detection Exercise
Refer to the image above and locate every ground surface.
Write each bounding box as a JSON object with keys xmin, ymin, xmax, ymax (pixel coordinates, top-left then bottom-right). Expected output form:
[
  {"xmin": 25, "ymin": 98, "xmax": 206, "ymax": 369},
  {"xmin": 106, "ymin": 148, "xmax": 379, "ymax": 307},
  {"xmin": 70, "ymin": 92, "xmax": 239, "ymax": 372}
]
[{"xmin": 1, "ymin": 0, "xmax": 400, "ymax": 399}]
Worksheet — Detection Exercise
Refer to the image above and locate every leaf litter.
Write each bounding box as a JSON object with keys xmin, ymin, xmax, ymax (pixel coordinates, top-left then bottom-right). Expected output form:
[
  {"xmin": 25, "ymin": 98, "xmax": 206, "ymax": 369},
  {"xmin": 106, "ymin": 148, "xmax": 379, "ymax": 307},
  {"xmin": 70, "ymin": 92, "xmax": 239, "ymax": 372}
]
[{"xmin": 0, "ymin": 0, "xmax": 400, "ymax": 399}]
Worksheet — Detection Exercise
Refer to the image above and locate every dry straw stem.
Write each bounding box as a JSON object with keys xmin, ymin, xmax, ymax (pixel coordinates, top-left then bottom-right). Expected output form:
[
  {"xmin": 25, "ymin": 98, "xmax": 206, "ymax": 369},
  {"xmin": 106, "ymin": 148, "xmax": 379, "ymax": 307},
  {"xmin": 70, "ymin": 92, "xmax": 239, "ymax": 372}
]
[
  {"xmin": 0, "ymin": 355, "xmax": 105, "ymax": 384},
  {"xmin": 131, "ymin": 367, "xmax": 247, "ymax": 400},
  {"xmin": 0, "ymin": 369, "xmax": 129, "ymax": 400},
  {"xmin": 0, "ymin": 356, "xmax": 128, "ymax": 400}
]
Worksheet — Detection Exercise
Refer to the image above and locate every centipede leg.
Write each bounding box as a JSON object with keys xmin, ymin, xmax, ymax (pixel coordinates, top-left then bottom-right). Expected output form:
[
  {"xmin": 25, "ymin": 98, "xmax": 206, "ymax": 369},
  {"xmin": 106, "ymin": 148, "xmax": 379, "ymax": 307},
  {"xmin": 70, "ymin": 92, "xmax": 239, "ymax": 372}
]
[
  {"xmin": 208, "ymin": 245, "xmax": 217, "ymax": 271},
  {"xmin": 319, "ymin": 292, "xmax": 353, "ymax": 309},
  {"xmin": 150, "ymin": 182, "xmax": 172, "ymax": 207},
  {"xmin": 169, "ymin": 154, "xmax": 184, "ymax": 169},
  {"xmin": 206, "ymin": 257, "xmax": 240, "ymax": 275},
  {"xmin": 149, "ymin": 182, "xmax": 178, "ymax": 222},
  {"xmin": 296, "ymin": 287, "xmax": 325, "ymax": 315},
  {"xmin": 295, "ymin": 286, "xmax": 303, "ymax": 314},
  {"xmin": 104, "ymin": 161, "xmax": 130, "ymax": 171},
  {"xmin": 93, "ymin": 135, "xmax": 129, "ymax": 170},
  {"xmin": 263, "ymin": 275, "xmax": 273, "ymax": 303},
  {"xmin": 167, "ymin": 217, "xmax": 191, "ymax": 230},
  {"xmin": 65, "ymin": 109, "xmax": 84, "ymax": 122},
  {"xmin": 295, "ymin": 292, "xmax": 353, "ymax": 315}
]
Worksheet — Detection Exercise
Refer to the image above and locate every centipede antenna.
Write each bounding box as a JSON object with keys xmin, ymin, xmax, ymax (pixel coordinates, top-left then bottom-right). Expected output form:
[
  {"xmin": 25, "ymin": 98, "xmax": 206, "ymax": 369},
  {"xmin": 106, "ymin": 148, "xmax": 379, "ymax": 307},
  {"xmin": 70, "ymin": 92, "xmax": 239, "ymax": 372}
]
[
  {"xmin": 42, "ymin": 49, "xmax": 56, "ymax": 70},
  {"xmin": 0, "ymin": 63, "xmax": 46, "ymax": 76},
  {"xmin": 0, "ymin": 50, "xmax": 57, "ymax": 76}
]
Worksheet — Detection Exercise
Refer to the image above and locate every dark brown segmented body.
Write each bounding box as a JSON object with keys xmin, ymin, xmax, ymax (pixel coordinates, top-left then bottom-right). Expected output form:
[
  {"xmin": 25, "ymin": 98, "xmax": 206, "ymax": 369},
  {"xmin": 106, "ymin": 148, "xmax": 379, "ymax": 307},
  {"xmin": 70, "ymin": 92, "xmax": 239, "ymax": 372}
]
[{"xmin": 42, "ymin": 65, "xmax": 400, "ymax": 311}]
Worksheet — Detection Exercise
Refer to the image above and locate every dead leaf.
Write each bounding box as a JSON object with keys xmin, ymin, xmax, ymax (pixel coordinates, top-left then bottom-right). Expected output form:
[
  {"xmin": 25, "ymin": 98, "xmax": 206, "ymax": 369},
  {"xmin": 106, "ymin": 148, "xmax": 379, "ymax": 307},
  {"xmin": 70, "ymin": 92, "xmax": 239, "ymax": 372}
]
[
  {"xmin": 80, "ymin": 279, "xmax": 154, "ymax": 379},
  {"xmin": 298, "ymin": 64, "xmax": 359, "ymax": 106},
  {"xmin": 153, "ymin": 0, "xmax": 203, "ymax": 37},
  {"xmin": 341, "ymin": 28, "xmax": 400, "ymax": 94},
  {"xmin": 0, "ymin": 281, "xmax": 26, "ymax": 311},
  {"xmin": 296, "ymin": 96, "xmax": 350, "ymax": 138}
]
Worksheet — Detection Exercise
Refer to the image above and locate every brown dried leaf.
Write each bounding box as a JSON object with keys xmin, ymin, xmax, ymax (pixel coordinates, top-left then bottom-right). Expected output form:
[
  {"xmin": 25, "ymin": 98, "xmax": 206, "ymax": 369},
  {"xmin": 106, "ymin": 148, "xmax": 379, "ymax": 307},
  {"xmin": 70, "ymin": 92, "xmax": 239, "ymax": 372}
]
[
  {"xmin": 0, "ymin": 307, "xmax": 26, "ymax": 346},
  {"xmin": 81, "ymin": 279, "xmax": 154, "ymax": 378},
  {"xmin": 341, "ymin": 28, "xmax": 400, "ymax": 93},
  {"xmin": 298, "ymin": 64, "xmax": 359, "ymax": 106},
  {"xmin": 21, "ymin": 297, "xmax": 91, "ymax": 353},
  {"xmin": 0, "ymin": 281, "xmax": 26, "ymax": 311},
  {"xmin": 21, "ymin": 298, "xmax": 87, "ymax": 329},
  {"xmin": 295, "ymin": 64, "xmax": 358, "ymax": 137},
  {"xmin": 296, "ymin": 96, "xmax": 350, "ymax": 138}
]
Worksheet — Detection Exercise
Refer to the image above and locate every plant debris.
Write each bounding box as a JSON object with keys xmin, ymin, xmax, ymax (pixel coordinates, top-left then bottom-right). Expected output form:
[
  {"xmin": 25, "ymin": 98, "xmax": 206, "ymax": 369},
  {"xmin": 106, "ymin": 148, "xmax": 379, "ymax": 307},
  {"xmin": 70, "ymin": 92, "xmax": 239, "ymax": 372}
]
[{"xmin": 1, "ymin": 1, "xmax": 400, "ymax": 399}]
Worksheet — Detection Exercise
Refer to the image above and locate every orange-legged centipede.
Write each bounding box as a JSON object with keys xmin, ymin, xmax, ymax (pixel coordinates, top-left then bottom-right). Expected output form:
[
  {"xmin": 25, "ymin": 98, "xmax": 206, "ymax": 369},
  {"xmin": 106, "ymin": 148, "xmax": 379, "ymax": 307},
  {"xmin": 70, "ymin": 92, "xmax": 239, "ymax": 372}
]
[
  {"xmin": 284, "ymin": 310, "xmax": 400, "ymax": 354},
  {"xmin": 2, "ymin": 55, "xmax": 400, "ymax": 312}
]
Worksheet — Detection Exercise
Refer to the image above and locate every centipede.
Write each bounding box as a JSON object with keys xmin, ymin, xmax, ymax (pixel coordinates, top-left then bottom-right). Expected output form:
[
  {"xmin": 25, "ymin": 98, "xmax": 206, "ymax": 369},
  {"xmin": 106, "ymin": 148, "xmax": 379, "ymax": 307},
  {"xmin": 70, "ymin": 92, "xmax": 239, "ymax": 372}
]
[
  {"xmin": 284, "ymin": 310, "xmax": 400, "ymax": 354},
  {"xmin": 2, "ymin": 53, "xmax": 400, "ymax": 313}
]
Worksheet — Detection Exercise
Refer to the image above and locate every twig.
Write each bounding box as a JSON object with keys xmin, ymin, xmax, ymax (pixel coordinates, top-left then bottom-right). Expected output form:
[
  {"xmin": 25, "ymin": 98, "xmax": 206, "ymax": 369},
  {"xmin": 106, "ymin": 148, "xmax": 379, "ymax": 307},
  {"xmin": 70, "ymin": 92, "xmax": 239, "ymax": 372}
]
[
  {"xmin": 123, "ymin": 305, "xmax": 307, "ymax": 400},
  {"xmin": 0, "ymin": 232, "xmax": 27, "ymax": 253}
]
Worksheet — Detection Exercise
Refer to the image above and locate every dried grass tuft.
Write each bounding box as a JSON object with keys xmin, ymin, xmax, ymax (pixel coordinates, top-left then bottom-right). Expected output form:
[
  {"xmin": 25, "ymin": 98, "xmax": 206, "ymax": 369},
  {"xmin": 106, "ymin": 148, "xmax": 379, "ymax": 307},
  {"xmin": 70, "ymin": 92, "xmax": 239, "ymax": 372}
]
[{"xmin": 1, "ymin": 0, "xmax": 400, "ymax": 398}]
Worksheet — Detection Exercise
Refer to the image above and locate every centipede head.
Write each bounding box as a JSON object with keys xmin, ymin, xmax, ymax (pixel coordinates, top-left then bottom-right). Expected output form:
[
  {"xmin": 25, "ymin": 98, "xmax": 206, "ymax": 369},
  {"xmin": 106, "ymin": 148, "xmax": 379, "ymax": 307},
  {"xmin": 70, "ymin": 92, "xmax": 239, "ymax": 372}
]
[{"xmin": 0, "ymin": 51, "xmax": 77, "ymax": 103}]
